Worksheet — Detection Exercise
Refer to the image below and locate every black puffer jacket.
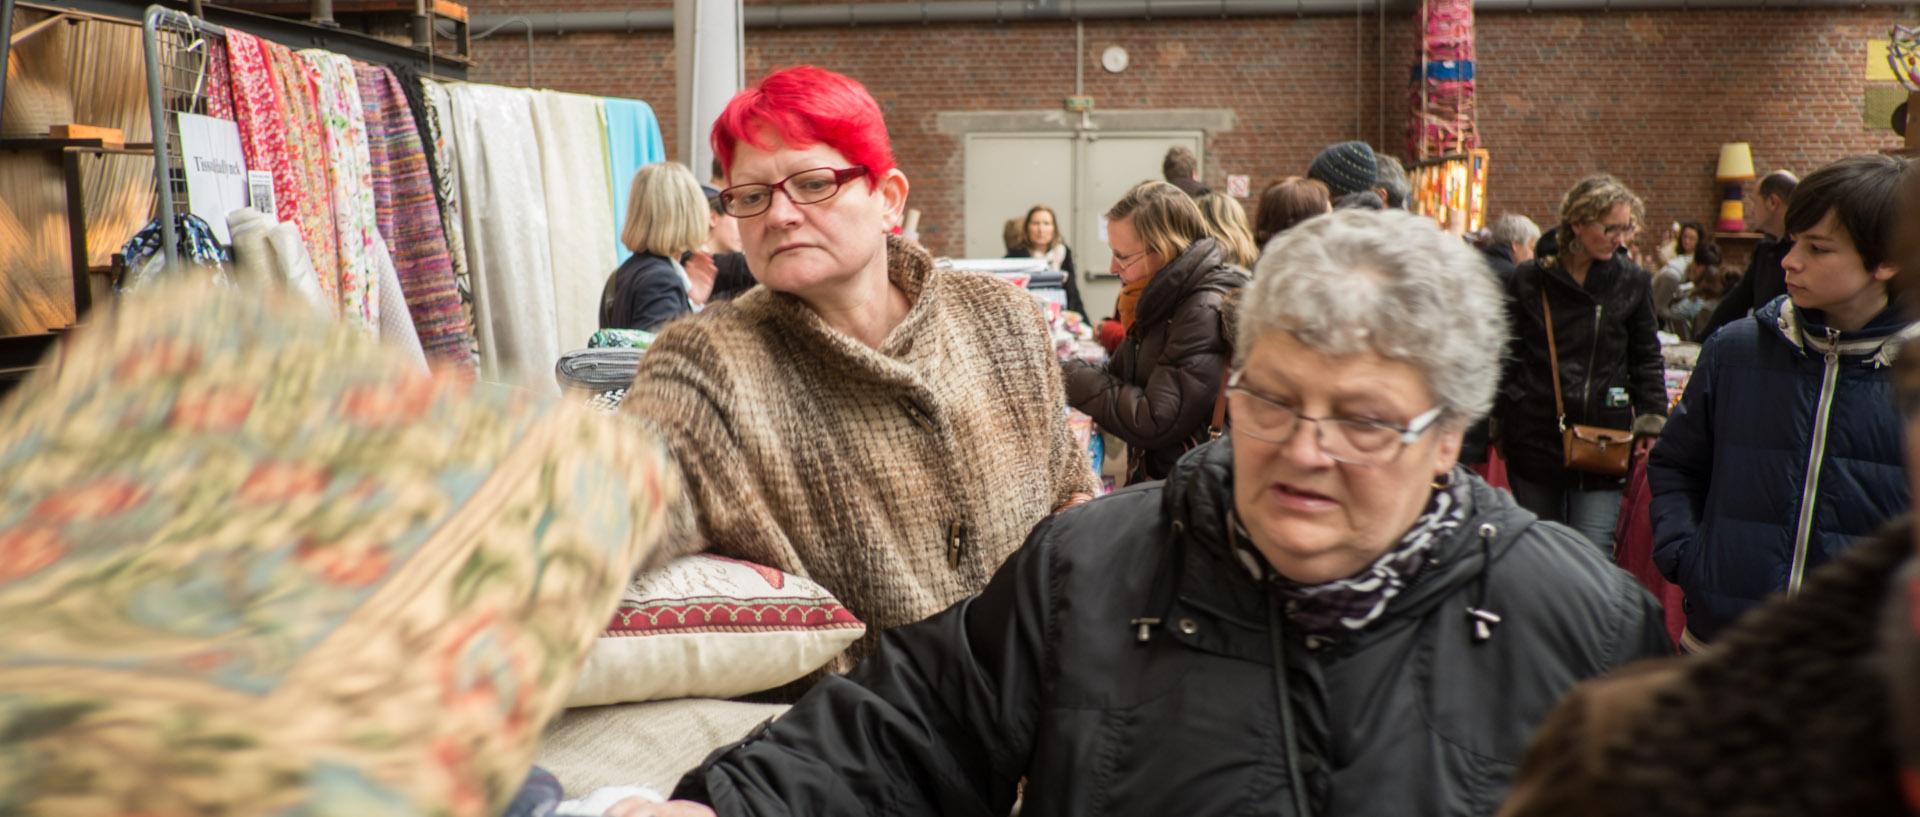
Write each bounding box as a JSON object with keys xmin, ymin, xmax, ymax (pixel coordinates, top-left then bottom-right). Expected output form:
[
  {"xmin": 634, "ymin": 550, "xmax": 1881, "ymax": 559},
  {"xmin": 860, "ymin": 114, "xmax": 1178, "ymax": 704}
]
[
  {"xmin": 1496, "ymin": 253, "xmax": 1668, "ymax": 490},
  {"xmin": 1063, "ymin": 237, "xmax": 1247, "ymax": 483},
  {"xmin": 672, "ymin": 441, "xmax": 1671, "ymax": 816}
]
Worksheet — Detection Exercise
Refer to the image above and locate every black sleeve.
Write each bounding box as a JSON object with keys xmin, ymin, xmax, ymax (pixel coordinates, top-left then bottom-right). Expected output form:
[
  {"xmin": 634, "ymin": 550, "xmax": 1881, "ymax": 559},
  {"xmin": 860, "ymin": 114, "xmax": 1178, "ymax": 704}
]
[
  {"xmin": 1061, "ymin": 246, "xmax": 1085, "ymax": 316},
  {"xmin": 709, "ymin": 252, "xmax": 755, "ymax": 302},
  {"xmin": 671, "ymin": 519, "xmax": 1056, "ymax": 816},
  {"xmin": 1699, "ymin": 251, "xmax": 1761, "ymax": 339},
  {"xmin": 1622, "ymin": 274, "xmax": 1669, "ymax": 418}
]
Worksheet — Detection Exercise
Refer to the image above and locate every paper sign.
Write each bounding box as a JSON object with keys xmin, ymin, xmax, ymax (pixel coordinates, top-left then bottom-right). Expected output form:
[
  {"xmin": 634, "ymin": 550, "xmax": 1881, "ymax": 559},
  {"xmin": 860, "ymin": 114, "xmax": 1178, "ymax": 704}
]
[
  {"xmin": 1097, "ymin": 215, "xmax": 1109, "ymax": 244},
  {"xmin": 1227, "ymin": 174, "xmax": 1250, "ymax": 198},
  {"xmin": 248, "ymin": 170, "xmax": 276, "ymax": 216},
  {"xmin": 177, "ymin": 112, "xmax": 249, "ymax": 244}
]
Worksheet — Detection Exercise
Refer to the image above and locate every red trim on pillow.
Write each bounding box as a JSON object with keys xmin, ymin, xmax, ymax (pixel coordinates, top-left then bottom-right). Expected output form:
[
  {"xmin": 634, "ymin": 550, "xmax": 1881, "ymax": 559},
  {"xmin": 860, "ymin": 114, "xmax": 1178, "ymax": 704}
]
[{"xmin": 607, "ymin": 596, "xmax": 864, "ymax": 636}]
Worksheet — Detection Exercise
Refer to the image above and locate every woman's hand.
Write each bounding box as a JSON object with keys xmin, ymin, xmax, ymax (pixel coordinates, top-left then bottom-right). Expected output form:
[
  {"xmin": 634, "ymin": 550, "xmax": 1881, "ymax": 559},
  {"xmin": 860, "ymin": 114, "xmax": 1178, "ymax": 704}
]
[
  {"xmin": 606, "ymin": 796, "xmax": 717, "ymax": 817},
  {"xmin": 683, "ymin": 251, "xmax": 718, "ymax": 306}
]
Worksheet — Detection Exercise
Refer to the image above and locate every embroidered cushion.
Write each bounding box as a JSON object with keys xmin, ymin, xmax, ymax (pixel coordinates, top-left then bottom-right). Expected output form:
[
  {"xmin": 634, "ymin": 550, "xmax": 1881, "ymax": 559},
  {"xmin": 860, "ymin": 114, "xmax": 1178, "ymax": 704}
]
[
  {"xmin": 0, "ymin": 282, "xmax": 678, "ymax": 817},
  {"xmin": 565, "ymin": 554, "xmax": 866, "ymax": 707}
]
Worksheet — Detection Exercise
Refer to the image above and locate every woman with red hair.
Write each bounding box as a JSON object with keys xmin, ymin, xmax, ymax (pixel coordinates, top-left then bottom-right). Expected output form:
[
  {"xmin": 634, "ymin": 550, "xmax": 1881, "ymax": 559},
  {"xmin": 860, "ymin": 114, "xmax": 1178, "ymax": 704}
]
[{"xmin": 619, "ymin": 65, "xmax": 1095, "ymax": 693}]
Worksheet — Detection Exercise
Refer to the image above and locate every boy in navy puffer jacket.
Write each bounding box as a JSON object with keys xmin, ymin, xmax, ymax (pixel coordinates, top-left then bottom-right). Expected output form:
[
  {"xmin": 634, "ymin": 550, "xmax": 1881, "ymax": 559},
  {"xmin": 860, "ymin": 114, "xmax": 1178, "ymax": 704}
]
[{"xmin": 1649, "ymin": 154, "xmax": 1920, "ymax": 651}]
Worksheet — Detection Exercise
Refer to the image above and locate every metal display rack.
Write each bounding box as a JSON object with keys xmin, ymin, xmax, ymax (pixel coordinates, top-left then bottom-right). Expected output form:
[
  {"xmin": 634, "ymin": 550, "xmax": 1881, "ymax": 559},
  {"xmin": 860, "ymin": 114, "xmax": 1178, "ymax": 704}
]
[{"xmin": 140, "ymin": 4, "xmax": 226, "ymax": 268}]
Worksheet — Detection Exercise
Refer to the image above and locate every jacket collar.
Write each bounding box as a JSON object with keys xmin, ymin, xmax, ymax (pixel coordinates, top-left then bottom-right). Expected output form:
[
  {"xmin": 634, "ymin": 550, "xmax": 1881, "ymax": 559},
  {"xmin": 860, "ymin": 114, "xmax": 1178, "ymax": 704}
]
[
  {"xmin": 1764, "ymin": 295, "xmax": 1920, "ymax": 368},
  {"xmin": 1152, "ymin": 438, "xmax": 1536, "ymax": 647},
  {"xmin": 1537, "ymin": 252, "xmax": 1632, "ymax": 297},
  {"xmin": 1131, "ymin": 237, "xmax": 1243, "ymax": 330}
]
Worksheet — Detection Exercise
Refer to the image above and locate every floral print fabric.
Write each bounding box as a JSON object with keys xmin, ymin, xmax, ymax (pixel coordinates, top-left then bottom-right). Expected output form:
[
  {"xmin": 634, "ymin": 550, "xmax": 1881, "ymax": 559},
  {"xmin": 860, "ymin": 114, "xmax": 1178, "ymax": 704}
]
[
  {"xmin": 303, "ymin": 50, "xmax": 380, "ymax": 335},
  {"xmin": 267, "ymin": 44, "xmax": 343, "ymax": 311},
  {"xmin": 0, "ymin": 281, "xmax": 679, "ymax": 817}
]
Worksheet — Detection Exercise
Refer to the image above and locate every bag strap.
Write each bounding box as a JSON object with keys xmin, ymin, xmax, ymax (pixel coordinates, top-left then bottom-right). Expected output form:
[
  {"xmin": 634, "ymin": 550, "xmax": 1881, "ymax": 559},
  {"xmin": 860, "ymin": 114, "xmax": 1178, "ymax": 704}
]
[{"xmin": 1541, "ymin": 290, "xmax": 1567, "ymax": 430}]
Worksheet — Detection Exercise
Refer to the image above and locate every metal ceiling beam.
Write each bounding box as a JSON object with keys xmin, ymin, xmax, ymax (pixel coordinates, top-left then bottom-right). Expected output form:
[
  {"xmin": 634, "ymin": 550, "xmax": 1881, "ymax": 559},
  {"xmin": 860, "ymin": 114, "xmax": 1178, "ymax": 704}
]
[{"xmin": 477, "ymin": 0, "xmax": 1913, "ymax": 34}]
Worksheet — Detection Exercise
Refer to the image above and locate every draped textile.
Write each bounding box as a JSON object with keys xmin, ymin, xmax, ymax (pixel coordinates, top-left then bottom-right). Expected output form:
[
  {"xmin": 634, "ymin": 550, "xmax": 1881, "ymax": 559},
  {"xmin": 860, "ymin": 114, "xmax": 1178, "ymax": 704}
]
[
  {"xmin": 601, "ymin": 97, "xmax": 666, "ymax": 265},
  {"xmin": 202, "ymin": 41, "xmax": 235, "ymax": 121},
  {"xmin": 419, "ymin": 79, "xmax": 479, "ymax": 362},
  {"xmin": 261, "ymin": 43, "xmax": 342, "ymax": 309},
  {"xmin": 301, "ymin": 51, "xmax": 378, "ymax": 334},
  {"xmin": 447, "ymin": 83, "xmax": 559, "ymax": 392},
  {"xmin": 354, "ymin": 64, "xmax": 474, "ymax": 374},
  {"xmin": 531, "ymin": 91, "xmax": 617, "ymax": 351},
  {"xmin": 224, "ymin": 32, "xmax": 305, "ymax": 276},
  {"xmin": 371, "ymin": 228, "xmax": 429, "ymax": 370}
]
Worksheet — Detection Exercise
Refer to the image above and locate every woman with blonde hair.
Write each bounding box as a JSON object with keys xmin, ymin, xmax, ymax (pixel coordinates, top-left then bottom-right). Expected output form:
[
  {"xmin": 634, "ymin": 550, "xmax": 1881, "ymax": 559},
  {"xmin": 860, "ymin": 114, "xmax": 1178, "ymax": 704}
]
[
  {"xmin": 599, "ymin": 161, "xmax": 711, "ymax": 332},
  {"xmin": 1253, "ymin": 176, "xmax": 1332, "ymax": 249},
  {"xmin": 1004, "ymin": 204, "xmax": 1085, "ymax": 315},
  {"xmin": 1494, "ymin": 174, "xmax": 1667, "ymax": 554},
  {"xmin": 1194, "ymin": 191, "xmax": 1259, "ymax": 269},
  {"xmin": 1063, "ymin": 181, "xmax": 1247, "ymax": 483}
]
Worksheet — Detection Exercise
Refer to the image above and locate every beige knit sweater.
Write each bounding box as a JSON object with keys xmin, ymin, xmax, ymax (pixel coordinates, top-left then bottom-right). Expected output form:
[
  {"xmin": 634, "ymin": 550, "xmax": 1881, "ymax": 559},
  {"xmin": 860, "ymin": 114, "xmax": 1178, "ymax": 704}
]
[{"xmin": 623, "ymin": 235, "xmax": 1096, "ymax": 678}]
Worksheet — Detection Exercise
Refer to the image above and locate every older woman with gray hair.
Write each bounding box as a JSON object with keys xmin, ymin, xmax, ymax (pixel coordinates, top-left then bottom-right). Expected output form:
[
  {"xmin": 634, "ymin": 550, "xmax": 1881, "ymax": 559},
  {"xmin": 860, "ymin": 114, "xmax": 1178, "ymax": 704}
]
[{"xmin": 614, "ymin": 209, "xmax": 1670, "ymax": 817}]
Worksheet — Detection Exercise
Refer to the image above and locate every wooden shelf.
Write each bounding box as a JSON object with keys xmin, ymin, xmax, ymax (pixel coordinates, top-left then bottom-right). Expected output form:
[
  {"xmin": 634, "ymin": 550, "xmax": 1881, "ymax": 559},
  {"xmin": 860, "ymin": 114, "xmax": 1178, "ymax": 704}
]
[{"xmin": 0, "ymin": 137, "xmax": 154, "ymax": 154}]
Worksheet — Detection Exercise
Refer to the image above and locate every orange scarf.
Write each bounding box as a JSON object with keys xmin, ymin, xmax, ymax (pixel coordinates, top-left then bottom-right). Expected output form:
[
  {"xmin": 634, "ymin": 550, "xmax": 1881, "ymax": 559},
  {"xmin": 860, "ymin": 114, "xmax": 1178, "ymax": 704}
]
[{"xmin": 1116, "ymin": 274, "xmax": 1153, "ymax": 330}]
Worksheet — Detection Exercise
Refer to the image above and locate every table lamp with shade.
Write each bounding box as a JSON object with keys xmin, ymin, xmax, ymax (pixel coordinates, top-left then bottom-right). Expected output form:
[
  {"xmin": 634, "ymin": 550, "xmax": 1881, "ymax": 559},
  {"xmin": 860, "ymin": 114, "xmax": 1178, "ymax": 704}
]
[{"xmin": 1716, "ymin": 142, "xmax": 1756, "ymax": 233}]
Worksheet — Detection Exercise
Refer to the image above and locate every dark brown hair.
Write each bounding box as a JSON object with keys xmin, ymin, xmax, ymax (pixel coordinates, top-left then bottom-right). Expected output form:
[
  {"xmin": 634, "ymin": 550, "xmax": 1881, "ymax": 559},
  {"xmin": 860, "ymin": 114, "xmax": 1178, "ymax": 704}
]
[
  {"xmin": 1253, "ymin": 176, "xmax": 1331, "ymax": 248},
  {"xmin": 1785, "ymin": 154, "xmax": 1907, "ymax": 274}
]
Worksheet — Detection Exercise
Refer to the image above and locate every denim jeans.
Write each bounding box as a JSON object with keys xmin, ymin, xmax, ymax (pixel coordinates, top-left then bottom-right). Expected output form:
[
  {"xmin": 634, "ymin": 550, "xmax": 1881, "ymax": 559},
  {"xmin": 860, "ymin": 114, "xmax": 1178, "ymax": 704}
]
[{"xmin": 1507, "ymin": 475, "xmax": 1621, "ymax": 557}]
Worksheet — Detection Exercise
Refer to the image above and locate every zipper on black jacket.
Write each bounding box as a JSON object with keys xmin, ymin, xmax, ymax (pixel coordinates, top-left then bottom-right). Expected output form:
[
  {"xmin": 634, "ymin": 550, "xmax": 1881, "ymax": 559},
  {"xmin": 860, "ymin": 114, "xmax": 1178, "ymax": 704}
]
[{"xmin": 1578, "ymin": 304, "xmax": 1603, "ymax": 418}]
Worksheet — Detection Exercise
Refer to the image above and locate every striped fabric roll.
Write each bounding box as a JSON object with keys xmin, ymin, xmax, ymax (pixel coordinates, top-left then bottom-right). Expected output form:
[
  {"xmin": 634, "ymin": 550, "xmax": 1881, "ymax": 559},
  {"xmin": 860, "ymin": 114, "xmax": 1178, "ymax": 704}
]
[{"xmin": 354, "ymin": 64, "xmax": 475, "ymax": 375}]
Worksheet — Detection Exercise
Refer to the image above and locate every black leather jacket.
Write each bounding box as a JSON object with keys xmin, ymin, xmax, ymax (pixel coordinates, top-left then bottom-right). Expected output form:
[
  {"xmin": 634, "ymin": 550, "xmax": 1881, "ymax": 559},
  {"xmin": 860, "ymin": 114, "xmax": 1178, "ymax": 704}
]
[
  {"xmin": 1496, "ymin": 253, "xmax": 1669, "ymax": 490},
  {"xmin": 673, "ymin": 441, "xmax": 1671, "ymax": 816}
]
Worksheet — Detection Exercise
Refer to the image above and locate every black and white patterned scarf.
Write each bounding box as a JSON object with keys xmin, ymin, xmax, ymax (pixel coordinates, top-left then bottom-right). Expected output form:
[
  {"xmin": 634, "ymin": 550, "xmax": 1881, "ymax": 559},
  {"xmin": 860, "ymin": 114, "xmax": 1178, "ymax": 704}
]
[{"xmin": 1235, "ymin": 476, "xmax": 1472, "ymax": 640}]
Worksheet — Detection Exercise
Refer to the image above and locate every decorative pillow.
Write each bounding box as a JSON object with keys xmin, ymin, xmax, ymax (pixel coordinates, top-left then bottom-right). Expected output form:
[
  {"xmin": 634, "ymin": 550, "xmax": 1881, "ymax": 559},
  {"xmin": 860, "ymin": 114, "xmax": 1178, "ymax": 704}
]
[
  {"xmin": 0, "ymin": 282, "xmax": 679, "ymax": 817},
  {"xmin": 565, "ymin": 554, "xmax": 866, "ymax": 707}
]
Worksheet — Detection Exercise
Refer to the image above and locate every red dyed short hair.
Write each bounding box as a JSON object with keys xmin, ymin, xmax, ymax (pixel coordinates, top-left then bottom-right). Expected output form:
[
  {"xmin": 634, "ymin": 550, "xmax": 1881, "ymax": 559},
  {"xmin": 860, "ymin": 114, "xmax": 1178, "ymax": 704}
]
[{"xmin": 710, "ymin": 65, "xmax": 895, "ymax": 188}]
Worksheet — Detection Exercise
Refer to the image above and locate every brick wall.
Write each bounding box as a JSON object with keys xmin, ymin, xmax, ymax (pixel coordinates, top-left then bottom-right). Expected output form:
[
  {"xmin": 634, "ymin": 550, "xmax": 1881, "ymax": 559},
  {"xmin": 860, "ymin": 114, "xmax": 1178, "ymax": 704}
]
[{"xmin": 466, "ymin": 2, "xmax": 1916, "ymax": 263}]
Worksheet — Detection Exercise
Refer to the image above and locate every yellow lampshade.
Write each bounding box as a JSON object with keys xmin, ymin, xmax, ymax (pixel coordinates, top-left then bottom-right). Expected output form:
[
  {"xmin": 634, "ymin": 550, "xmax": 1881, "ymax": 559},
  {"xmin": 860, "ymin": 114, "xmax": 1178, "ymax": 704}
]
[{"xmin": 1715, "ymin": 142, "xmax": 1756, "ymax": 182}]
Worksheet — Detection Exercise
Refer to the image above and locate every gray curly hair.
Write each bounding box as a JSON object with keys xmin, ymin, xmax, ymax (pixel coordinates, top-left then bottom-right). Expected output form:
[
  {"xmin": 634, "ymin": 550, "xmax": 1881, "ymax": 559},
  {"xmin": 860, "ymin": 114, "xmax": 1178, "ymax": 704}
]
[{"xmin": 1238, "ymin": 208, "xmax": 1508, "ymax": 428}]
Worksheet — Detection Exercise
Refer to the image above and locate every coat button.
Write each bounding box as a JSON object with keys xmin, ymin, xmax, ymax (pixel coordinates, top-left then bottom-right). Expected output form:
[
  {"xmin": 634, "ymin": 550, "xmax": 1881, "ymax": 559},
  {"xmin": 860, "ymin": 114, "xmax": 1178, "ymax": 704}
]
[{"xmin": 1177, "ymin": 618, "xmax": 1198, "ymax": 635}]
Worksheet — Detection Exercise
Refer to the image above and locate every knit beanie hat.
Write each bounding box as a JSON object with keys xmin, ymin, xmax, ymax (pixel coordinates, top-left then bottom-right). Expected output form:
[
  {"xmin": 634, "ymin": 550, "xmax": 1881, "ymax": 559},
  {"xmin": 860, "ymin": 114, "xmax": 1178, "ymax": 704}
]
[{"xmin": 1308, "ymin": 141, "xmax": 1380, "ymax": 199}]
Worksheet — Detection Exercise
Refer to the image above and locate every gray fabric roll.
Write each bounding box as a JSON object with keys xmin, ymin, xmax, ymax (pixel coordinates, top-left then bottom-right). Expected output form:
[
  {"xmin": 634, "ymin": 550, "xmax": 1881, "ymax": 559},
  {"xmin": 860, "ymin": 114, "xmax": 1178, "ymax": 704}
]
[{"xmin": 555, "ymin": 347, "xmax": 641, "ymax": 392}]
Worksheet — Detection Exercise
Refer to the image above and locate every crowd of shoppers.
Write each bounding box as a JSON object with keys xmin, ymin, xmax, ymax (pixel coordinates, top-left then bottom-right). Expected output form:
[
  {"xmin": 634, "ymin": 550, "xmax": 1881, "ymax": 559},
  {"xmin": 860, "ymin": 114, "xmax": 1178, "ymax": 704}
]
[{"xmin": 578, "ymin": 85, "xmax": 1920, "ymax": 814}]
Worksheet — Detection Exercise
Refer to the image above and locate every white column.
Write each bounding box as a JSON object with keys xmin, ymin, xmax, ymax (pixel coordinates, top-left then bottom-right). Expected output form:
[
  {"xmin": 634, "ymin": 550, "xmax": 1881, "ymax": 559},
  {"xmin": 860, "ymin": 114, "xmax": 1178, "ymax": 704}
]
[{"xmin": 674, "ymin": 0, "xmax": 743, "ymax": 178}]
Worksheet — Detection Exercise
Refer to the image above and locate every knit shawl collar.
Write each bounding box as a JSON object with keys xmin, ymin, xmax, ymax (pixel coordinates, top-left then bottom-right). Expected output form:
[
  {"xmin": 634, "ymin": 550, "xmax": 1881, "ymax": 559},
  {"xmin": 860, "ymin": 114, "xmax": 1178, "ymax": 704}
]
[{"xmin": 755, "ymin": 233, "xmax": 941, "ymax": 387}]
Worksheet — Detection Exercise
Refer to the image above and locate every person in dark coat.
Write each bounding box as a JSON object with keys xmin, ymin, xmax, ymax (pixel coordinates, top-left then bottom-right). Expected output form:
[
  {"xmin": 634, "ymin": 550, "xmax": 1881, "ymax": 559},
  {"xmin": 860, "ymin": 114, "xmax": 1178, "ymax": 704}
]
[
  {"xmin": 600, "ymin": 161, "xmax": 710, "ymax": 332},
  {"xmin": 612, "ymin": 208, "xmax": 1669, "ymax": 817},
  {"xmin": 1494, "ymin": 175, "xmax": 1668, "ymax": 555},
  {"xmin": 1479, "ymin": 213, "xmax": 1540, "ymax": 286},
  {"xmin": 1003, "ymin": 203, "xmax": 1086, "ymax": 316},
  {"xmin": 1164, "ymin": 145, "xmax": 1212, "ymax": 197},
  {"xmin": 1648, "ymin": 154, "xmax": 1916, "ymax": 650},
  {"xmin": 1698, "ymin": 170, "xmax": 1799, "ymax": 339},
  {"xmin": 1062, "ymin": 181, "xmax": 1247, "ymax": 484}
]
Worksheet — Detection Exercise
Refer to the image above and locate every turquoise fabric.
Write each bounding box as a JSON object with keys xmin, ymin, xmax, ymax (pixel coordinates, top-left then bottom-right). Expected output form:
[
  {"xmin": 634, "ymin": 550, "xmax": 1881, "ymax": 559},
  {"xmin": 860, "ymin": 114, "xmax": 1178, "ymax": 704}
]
[{"xmin": 603, "ymin": 98, "xmax": 667, "ymax": 264}]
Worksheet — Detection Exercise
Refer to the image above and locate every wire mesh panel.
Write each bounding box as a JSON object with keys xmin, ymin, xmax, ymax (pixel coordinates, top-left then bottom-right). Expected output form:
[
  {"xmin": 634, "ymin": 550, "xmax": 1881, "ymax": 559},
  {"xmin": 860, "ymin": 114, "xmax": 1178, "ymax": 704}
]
[{"xmin": 141, "ymin": 5, "xmax": 227, "ymax": 266}]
